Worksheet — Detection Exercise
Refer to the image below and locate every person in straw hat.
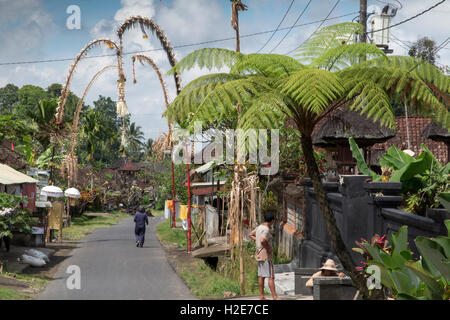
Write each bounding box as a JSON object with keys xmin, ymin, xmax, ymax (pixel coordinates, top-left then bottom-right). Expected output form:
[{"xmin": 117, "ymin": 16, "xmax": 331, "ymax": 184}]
[{"xmin": 305, "ymin": 259, "xmax": 346, "ymax": 287}]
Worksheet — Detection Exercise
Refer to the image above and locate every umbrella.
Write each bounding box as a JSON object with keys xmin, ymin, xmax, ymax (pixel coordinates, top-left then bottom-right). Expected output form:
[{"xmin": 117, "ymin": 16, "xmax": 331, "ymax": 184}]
[
  {"xmin": 41, "ymin": 185, "xmax": 64, "ymax": 198},
  {"xmin": 64, "ymin": 187, "xmax": 81, "ymax": 199}
]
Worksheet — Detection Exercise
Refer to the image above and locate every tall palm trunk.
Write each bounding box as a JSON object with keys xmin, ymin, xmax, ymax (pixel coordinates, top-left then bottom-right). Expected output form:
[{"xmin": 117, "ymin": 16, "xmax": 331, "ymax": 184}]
[{"xmin": 300, "ymin": 134, "xmax": 377, "ymax": 298}]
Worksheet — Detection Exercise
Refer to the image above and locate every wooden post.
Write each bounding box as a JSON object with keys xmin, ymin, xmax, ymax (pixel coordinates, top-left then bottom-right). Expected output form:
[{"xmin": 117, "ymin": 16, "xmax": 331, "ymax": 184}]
[
  {"xmin": 359, "ymin": 0, "xmax": 367, "ymax": 43},
  {"xmin": 59, "ymin": 201, "xmax": 63, "ymax": 243}
]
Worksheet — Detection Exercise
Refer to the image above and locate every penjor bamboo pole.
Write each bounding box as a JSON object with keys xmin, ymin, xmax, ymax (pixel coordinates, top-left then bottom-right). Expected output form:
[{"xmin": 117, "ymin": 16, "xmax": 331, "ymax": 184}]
[{"xmin": 186, "ymin": 143, "xmax": 192, "ymax": 253}]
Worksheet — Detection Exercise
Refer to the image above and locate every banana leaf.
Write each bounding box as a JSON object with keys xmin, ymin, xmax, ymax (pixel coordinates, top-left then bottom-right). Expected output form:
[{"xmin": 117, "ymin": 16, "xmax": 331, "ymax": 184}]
[
  {"xmin": 437, "ymin": 193, "xmax": 450, "ymax": 213},
  {"xmin": 405, "ymin": 261, "xmax": 445, "ymax": 300},
  {"xmin": 379, "ymin": 145, "xmax": 415, "ymax": 170},
  {"xmin": 348, "ymin": 137, "xmax": 380, "ymax": 180},
  {"xmin": 415, "ymin": 236, "xmax": 450, "ymax": 282},
  {"xmin": 390, "ymin": 269, "xmax": 421, "ymax": 296},
  {"xmin": 390, "ymin": 151, "xmax": 435, "ymax": 194}
]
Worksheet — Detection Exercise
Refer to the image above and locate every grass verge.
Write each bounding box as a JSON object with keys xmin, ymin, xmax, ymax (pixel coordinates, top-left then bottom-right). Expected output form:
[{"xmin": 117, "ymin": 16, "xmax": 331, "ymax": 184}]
[
  {"xmin": 0, "ymin": 285, "xmax": 26, "ymax": 300},
  {"xmin": 61, "ymin": 211, "xmax": 129, "ymax": 241},
  {"xmin": 155, "ymin": 217, "xmax": 261, "ymax": 299},
  {"xmin": 0, "ymin": 272, "xmax": 51, "ymax": 300}
]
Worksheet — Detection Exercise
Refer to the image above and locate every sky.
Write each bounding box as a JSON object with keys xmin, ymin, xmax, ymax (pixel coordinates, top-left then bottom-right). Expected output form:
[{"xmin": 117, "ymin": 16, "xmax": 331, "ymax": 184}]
[{"xmin": 0, "ymin": 0, "xmax": 449, "ymax": 140}]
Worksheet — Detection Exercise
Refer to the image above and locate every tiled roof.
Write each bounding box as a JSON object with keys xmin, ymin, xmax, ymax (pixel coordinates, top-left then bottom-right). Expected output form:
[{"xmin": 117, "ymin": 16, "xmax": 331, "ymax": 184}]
[
  {"xmin": 118, "ymin": 160, "xmax": 141, "ymax": 172},
  {"xmin": 373, "ymin": 117, "xmax": 448, "ymax": 164}
]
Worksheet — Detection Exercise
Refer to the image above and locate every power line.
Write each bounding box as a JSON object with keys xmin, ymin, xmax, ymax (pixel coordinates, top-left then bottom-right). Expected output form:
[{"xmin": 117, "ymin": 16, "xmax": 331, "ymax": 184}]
[
  {"xmin": 285, "ymin": 0, "xmax": 341, "ymax": 55},
  {"xmin": 256, "ymin": 0, "xmax": 296, "ymax": 53},
  {"xmin": 269, "ymin": 0, "xmax": 313, "ymax": 53},
  {"xmin": 0, "ymin": 11, "xmax": 359, "ymax": 67}
]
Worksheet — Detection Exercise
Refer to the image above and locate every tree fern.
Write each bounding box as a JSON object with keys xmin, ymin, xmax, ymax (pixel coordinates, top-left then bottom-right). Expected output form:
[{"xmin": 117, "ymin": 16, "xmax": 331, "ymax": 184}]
[
  {"xmin": 295, "ymin": 22, "xmax": 363, "ymax": 64},
  {"xmin": 279, "ymin": 69, "xmax": 346, "ymax": 115},
  {"xmin": 230, "ymin": 53, "xmax": 305, "ymax": 77},
  {"xmin": 311, "ymin": 42, "xmax": 386, "ymax": 71},
  {"xmin": 167, "ymin": 48, "xmax": 243, "ymax": 75}
]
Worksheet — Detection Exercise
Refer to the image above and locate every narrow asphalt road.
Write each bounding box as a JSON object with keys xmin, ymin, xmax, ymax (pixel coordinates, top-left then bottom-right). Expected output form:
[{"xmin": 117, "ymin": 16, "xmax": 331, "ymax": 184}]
[{"xmin": 37, "ymin": 215, "xmax": 196, "ymax": 300}]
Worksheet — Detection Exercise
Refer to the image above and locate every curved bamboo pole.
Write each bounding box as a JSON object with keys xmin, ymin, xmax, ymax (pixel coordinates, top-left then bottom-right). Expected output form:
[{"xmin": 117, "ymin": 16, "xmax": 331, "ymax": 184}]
[
  {"xmin": 61, "ymin": 65, "xmax": 119, "ymax": 188},
  {"xmin": 56, "ymin": 38, "xmax": 124, "ymax": 124},
  {"xmin": 117, "ymin": 16, "xmax": 182, "ymax": 94},
  {"xmin": 71, "ymin": 65, "xmax": 118, "ymax": 155},
  {"xmin": 132, "ymin": 54, "xmax": 170, "ymax": 109},
  {"xmin": 131, "ymin": 53, "xmax": 178, "ymax": 229}
]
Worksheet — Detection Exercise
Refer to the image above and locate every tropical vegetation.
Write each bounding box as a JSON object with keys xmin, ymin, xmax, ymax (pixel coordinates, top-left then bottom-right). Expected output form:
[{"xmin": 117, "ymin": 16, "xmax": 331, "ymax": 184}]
[{"xmin": 164, "ymin": 22, "xmax": 450, "ymax": 297}]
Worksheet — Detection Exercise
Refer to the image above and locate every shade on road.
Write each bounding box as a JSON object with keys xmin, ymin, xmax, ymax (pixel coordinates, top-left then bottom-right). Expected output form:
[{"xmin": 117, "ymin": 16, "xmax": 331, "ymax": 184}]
[{"xmin": 37, "ymin": 216, "xmax": 196, "ymax": 300}]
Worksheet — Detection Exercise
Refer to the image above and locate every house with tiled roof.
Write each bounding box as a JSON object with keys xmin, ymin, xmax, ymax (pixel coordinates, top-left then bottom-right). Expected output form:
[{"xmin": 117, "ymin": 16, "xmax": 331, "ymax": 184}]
[{"xmin": 372, "ymin": 117, "xmax": 448, "ymax": 165}]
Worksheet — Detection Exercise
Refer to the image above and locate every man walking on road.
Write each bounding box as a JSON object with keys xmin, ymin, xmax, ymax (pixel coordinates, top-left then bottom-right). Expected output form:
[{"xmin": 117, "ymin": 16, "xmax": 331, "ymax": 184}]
[
  {"xmin": 249, "ymin": 212, "xmax": 280, "ymax": 300},
  {"xmin": 134, "ymin": 206, "xmax": 148, "ymax": 247}
]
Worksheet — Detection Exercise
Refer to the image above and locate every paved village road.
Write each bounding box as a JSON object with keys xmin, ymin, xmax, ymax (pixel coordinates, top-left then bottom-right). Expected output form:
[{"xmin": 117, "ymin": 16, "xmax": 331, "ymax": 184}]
[{"xmin": 37, "ymin": 216, "xmax": 196, "ymax": 300}]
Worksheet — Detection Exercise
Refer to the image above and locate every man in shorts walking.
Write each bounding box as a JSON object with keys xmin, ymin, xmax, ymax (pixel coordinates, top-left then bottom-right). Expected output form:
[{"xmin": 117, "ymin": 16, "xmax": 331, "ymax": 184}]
[{"xmin": 249, "ymin": 212, "xmax": 280, "ymax": 300}]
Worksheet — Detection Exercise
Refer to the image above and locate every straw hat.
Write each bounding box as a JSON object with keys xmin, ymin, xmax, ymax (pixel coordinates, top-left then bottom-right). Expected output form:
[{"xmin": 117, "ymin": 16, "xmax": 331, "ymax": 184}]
[{"xmin": 320, "ymin": 259, "xmax": 338, "ymax": 271}]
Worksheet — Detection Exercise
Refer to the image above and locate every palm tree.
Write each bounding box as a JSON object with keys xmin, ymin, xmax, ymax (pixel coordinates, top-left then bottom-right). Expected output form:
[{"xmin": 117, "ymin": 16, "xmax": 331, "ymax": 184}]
[
  {"xmin": 165, "ymin": 23, "xmax": 450, "ymax": 298},
  {"xmin": 126, "ymin": 122, "xmax": 145, "ymax": 160},
  {"xmin": 144, "ymin": 138, "xmax": 154, "ymax": 159},
  {"xmin": 81, "ymin": 109, "xmax": 113, "ymax": 164}
]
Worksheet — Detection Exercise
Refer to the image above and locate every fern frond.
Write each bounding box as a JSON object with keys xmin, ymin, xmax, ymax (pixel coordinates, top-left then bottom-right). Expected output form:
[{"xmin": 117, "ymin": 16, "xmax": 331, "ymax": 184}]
[
  {"xmin": 342, "ymin": 78, "xmax": 395, "ymax": 129},
  {"xmin": 279, "ymin": 69, "xmax": 346, "ymax": 116},
  {"xmin": 360, "ymin": 56, "xmax": 450, "ymax": 95},
  {"xmin": 339, "ymin": 65, "xmax": 450, "ymax": 130},
  {"xmin": 167, "ymin": 48, "xmax": 243, "ymax": 75},
  {"xmin": 180, "ymin": 73, "xmax": 244, "ymax": 95},
  {"xmin": 239, "ymin": 90, "xmax": 290, "ymax": 131},
  {"xmin": 230, "ymin": 53, "xmax": 305, "ymax": 77},
  {"xmin": 295, "ymin": 22, "xmax": 363, "ymax": 64},
  {"xmin": 311, "ymin": 42, "xmax": 386, "ymax": 71},
  {"xmin": 195, "ymin": 76, "xmax": 273, "ymax": 124}
]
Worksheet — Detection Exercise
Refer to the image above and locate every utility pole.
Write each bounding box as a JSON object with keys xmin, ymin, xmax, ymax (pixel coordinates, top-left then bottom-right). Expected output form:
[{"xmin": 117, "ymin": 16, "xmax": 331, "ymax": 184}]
[{"xmin": 359, "ymin": 0, "xmax": 367, "ymax": 43}]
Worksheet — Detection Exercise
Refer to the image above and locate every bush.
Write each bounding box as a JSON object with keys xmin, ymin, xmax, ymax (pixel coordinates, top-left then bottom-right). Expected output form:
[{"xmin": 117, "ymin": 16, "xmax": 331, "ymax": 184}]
[
  {"xmin": 0, "ymin": 193, "xmax": 34, "ymax": 238},
  {"xmin": 155, "ymin": 198, "xmax": 165, "ymax": 210}
]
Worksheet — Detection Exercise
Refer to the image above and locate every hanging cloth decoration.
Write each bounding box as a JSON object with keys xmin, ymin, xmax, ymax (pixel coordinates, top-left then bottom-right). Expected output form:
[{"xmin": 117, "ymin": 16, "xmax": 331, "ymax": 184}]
[
  {"xmin": 116, "ymin": 81, "xmax": 128, "ymax": 117},
  {"xmin": 140, "ymin": 22, "xmax": 148, "ymax": 39},
  {"xmin": 132, "ymin": 56, "xmax": 137, "ymax": 84}
]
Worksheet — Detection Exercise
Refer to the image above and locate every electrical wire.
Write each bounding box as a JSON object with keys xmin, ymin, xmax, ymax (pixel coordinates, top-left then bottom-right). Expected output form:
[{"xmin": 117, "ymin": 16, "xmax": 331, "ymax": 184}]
[
  {"xmin": 367, "ymin": 0, "xmax": 446, "ymax": 35},
  {"xmin": 0, "ymin": 11, "xmax": 359, "ymax": 67},
  {"xmin": 269, "ymin": 0, "xmax": 312, "ymax": 53},
  {"xmin": 256, "ymin": 0, "xmax": 296, "ymax": 53},
  {"xmin": 284, "ymin": 0, "xmax": 341, "ymax": 55}
]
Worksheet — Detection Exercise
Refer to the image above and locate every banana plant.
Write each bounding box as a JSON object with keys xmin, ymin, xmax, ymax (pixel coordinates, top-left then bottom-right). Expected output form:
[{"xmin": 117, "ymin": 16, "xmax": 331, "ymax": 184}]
[
  {"xmin": 348, "ymin": 137, "xmax": 381, "ymax": 180},
  {"xmin": 356, "ymin": 222, "xmax": 450, "ymax": 300},
  {"xmin": 438, "ymin": 193, "xmax": 450, "ymax": 213}
]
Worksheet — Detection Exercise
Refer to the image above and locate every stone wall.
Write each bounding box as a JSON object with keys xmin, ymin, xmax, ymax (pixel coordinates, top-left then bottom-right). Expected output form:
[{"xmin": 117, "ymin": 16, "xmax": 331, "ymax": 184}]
[{"xmin": 298, "ymin": 176, "xmax": 449, "ymax": 270}]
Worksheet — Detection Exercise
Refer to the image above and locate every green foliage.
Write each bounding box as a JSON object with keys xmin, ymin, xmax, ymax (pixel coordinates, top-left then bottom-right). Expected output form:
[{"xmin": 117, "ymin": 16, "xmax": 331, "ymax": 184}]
[
  {"xmin": 438, "ymin": 193, "xmax": 450, "ymax": 213},
  {"xmin": 348, "ymin": 137, "xmax": 380, "ymax": 181},
  {"xmin": 125, "ymin": 122, "xmax": 145, "ymax": 161},
  {"xmin": 354, "ymin": 224, "xmax": 450, "ymax": 300},
  {"xmin": 261, "ymin": 191, "xmax": 278, "ymax": 215},
  {"xmin": 0, "ymin": 84, "xmax": 19, "ymax": 115},
  {"xmin": 295, "ymin": 148, "xmax": 327, "ymax": 183},
  {"xmin": 408, "ymin": 37, "xmax": 439, "ymax": 67},
  {"xmin": 0, "ymin": 193, "xmax": 34, "ymax": 238},
  {"xmin": 350, "ymin": 138, "xmax": 449, "ymax": 215},
  {"xmin": 295, "ymin": 22, "xmax": 364, "ymax": 64},
  {"xmin": 379, "ymin": 145, "xmax": 415, "ymax": 170},
  {"xmin": 167, "ymin": 48, "xmax": 243, "ymax": 75}
]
